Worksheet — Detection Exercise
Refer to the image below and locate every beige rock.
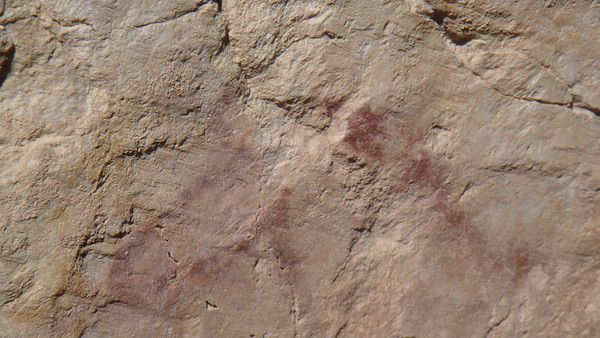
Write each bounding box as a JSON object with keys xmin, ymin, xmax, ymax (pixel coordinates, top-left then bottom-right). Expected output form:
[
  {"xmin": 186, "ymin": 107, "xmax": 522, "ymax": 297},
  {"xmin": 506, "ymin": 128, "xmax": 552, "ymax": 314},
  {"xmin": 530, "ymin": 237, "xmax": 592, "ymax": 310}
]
[{"xmin": 0, "ymin": 0, "xmax": 599, "ymax": 337}]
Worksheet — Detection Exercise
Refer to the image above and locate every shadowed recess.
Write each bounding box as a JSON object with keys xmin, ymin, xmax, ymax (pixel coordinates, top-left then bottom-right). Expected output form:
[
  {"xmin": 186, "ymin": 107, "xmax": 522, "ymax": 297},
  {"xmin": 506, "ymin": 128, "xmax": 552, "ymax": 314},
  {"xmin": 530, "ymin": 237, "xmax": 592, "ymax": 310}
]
[{"xmin": 0, "ymin": 39, "xmax": 14, "ymax": 87}]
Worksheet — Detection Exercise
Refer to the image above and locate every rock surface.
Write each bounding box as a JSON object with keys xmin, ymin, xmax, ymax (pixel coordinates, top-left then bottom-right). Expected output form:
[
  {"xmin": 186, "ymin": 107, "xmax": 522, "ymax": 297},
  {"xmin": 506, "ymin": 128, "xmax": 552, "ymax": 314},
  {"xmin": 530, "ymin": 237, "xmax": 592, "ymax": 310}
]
[{"xmin": 1, "ymin": 0, "xmax": 599, "ymax": 337}]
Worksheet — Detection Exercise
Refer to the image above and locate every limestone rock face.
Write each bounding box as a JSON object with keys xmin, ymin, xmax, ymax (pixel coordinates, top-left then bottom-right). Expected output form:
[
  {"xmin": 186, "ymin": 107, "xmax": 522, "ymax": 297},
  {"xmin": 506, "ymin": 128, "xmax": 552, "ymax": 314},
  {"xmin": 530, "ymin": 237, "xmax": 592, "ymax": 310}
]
[{"xmin": 1, "ymin": 0, "xmax": 599, "ymax": 337}]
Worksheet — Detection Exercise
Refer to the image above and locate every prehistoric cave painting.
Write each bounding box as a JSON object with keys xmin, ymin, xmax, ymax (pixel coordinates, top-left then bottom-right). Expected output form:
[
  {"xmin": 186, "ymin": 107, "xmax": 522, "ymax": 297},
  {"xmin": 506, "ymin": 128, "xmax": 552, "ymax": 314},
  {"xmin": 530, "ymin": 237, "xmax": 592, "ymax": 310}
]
[
  {"xmin": 319, "ymin": 100, "xmax": 545, "ymax": 337},
  {"xmin": 396, "ymin": 151, "xmax": 444, "ymax": 193},
  {"xmin": 335, "ymin": 102, "xmax": 540, "ymax": 287},
  {"xmin": 106, "ymin": 150, "xmax": 308, "ymax": 326},
  {"xmin": 343, "ymin": 105, "xmax": 387, "ymax": 160},
  {"xmin": 254, "ymin": 187, "xmax": 306, "ymax": 283},
  {"xmin": 322, "ymin": 96, "xmax": 349, "ymax": 118},
  {"xmin": 99, "ymin": 85, "xmax": 321, "ymax": 335},
  {"xmin": 106, "ymin": 158, "xmax": 260, "ymax": 318}
]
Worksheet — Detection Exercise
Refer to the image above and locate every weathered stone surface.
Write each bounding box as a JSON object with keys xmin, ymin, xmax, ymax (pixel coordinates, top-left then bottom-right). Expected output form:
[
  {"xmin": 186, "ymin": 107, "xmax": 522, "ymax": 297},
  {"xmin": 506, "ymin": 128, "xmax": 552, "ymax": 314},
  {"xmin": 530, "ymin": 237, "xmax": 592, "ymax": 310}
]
[{"xmin": 0, "ymin": 0, "xmax": 599, "ymax": 337}]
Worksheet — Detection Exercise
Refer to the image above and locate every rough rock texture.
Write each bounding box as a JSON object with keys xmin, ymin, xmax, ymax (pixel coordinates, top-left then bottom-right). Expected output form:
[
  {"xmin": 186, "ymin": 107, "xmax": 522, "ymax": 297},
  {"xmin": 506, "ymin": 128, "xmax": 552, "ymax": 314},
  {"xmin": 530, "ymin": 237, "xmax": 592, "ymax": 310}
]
[{"xmin": 1, "ymin": 0, "xmax": 600, "ymax": 337}]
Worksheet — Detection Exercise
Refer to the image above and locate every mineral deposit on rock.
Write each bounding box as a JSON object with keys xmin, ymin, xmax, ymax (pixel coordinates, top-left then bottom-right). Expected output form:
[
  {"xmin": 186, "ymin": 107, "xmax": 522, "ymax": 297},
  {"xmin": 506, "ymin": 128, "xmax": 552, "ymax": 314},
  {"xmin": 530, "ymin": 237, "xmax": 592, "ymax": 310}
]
[{"xmin": 1, "ymin": 0, "xmax": 599, "ymax": 337}]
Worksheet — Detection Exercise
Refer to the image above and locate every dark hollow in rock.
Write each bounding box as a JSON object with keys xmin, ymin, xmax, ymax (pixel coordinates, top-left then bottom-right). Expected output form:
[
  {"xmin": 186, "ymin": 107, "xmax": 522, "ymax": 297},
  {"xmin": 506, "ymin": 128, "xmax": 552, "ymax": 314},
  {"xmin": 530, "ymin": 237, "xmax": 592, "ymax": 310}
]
[{"xmin": 0, "ymin": 37, "xmax": 14, "ymax": 87}]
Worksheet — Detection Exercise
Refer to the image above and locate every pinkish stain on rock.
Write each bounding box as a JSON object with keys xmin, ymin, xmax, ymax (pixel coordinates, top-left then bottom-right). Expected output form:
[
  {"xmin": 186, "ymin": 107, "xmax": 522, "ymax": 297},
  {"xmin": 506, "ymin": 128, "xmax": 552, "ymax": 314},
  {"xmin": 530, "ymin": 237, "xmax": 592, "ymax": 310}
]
[
  {"xmin": 434, "ymin": 193, "xmax": 472, "ymax": 237},
  {"xmin": 493, "ymin": 243, "xmax": 537, "ymax": 284},
  {"xmin": 335, "ymin": 101, "xmax": 541, "ymax": 287},
  {"xmin": 104, "ymin": 89, "xmax": 310, "ymax": 318},
  {"xmin": 220, "ymin": 87, "xmax": 238, "ymax": 106},
  {"xmin": 185, "ymin": 250, "xmax": 247, "ymax": 288},
  {"xmin": 253, "ymin": 187, "xmax": 306, "ymax": 284},
  {"xmin": 179, "ymin": 176, "xmax": 213, "ymax": 209},
  {"xmin": 257, "ymin": 187, "xmax": 292, "ymax": 232},
  {"xmin": 395, "ymin": 151, "xmax": 444, "ymax": 193},
  {"xmin": 418, "ymin": 151, "xmax": 537, "ymax": 286},
  {"xmin": 108, "ymin": 223, "xmax": 192, "ymax": 315},
  {"xmin": 343, "ymin": 105, "xmax": 387, "ymax": 160},
  {"xmin": 322, "ymin": 97, "xmax": 348, "ymax": 118},
  {"xmin": 106, "ymin": 175, "xmax": 308, "ymax": 319},
  {"xmin": 510, "ymin": 245, "xmax": 535, "ymax": 281}
]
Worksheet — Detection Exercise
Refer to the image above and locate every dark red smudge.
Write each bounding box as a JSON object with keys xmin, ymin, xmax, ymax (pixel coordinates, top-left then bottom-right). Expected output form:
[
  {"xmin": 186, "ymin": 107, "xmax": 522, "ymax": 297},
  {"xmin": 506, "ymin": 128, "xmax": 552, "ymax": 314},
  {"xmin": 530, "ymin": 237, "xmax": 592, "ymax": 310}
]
[
  {"xmin": 180, "ymin": 177, "xmax": 212, "ymax": 209},
  {"xmin": 107, "ymin": 183, "xmax": 307, "ymax": 319},
  {"xmin": 395, "ymin": 151, "xmax": 444, "ymax": 193},
  {"xmin": 493, "ymin": 243, "xmax": 537, "ymax": 284},
  {"xmin": 257, "ymin": 187, "xmax": 292, "ymax": 232},
  {"xmin": 337, "ymin": 102, "xmax": 539, "ymax": 286},
  {"xmin": 398, "ymin": 148, "xmax": 537, "ymax": 285},
  {"xmin": 511, "ymin": 246, "xmax": 534, "ymax": 281},
  {"xmin": 343, "ymin": 105, "xmax": 386, "ymax": 159},
  {"xmin": 323, "ymin": 97, "xmax": 347, "ymax": 118},
  {"xmin": 108, "ymin": 225, "xmax": 179, "ymax": 312},
  {"xmin": 254, "ymin": 188, "xmax": 305, "ymax": 284},
  {"xmin": 104, "ymin": 86, "xmax": 314, "ymax": 323},
  {"xmin": 186, "ymin": 251, "xmax": 239, "ymax": 286}
]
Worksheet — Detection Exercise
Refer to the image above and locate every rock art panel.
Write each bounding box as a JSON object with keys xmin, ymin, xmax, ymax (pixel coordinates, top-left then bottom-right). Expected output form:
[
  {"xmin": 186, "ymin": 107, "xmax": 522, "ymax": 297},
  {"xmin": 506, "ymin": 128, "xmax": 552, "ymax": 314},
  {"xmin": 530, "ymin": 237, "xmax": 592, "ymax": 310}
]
[{"xmin": 1, "ymin": 0, "xmax": 600, "ymax": 337}]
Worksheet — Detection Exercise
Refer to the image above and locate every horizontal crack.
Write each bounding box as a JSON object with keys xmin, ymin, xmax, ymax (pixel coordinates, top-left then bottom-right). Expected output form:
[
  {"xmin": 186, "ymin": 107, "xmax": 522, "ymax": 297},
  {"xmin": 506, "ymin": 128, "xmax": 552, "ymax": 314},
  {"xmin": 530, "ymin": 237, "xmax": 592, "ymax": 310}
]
[
  {"xmin": 129, "ymin": 2, "xmax": 210, "ymax": 29},
  {"xmin": 573, "ymin": 102, "xmax": 600, "ymax": 117},
  {"xmin": 467, "ymin": 67, "xmax": 600, "ymax": 118}
]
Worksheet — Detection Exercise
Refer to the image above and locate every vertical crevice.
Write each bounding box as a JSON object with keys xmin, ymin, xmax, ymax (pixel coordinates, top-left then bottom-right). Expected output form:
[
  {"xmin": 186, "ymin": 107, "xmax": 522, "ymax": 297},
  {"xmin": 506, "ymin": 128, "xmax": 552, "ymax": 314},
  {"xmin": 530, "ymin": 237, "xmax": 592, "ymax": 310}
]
[{"xmin": 0, "ymin": 39, "xmax": 14, "ymax": 87}]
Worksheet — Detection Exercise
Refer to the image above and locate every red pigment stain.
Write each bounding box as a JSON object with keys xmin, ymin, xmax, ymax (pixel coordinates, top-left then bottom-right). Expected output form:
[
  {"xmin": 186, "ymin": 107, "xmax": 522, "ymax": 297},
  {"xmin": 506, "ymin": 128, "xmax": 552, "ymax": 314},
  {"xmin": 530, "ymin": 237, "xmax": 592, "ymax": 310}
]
[
  {"xmin": 343, "ymin": 105, "xmax": 387, "ymax": 160},
  {"xmin": 510, "ymin": 246, "xmax": 534, "ymax": 281},
  {"xmin": 253, "ymin": 187, "xmax": 305, "ymax": 284},
  {"xmin": 394, "ymin": 151, "xmax": 444, "ymax": 193},
  {"xmin": 109, "ymin": 225, "xmax": 185, "ymax": 313},
  {"xmin": 202, "ymin": 88, "xmax": 247, "ymax": 144},
  {"xmin": 493, "ymin": 243, "xmax": 537, "ymax": 284},
  {"xmin": 399, "ymin": 148, "xmax": 537, "ymax": 285},
  {"xmin": 322, "ymin": 97, "xmax": 348, "ymax": 118},
  {"xmin": 107, "ymin": 181, "xmax": 307, "ymax": 319},
  {"xmin": 103, "ymin": 86, "xmax": 314, "ymax": 329},
  {"xmin": 220, "ymin": 87, "xmax": 238, "ymax": 106},
  {"xmin": 185, "ymin": 251, "xmax": 242, "ymax": 287},
  {"xmin": 180, "ymin": 176, "xmax": 213, "ymax": 209},
  {"xmin": 257, "ymin": 187, "xmax": 292, "ymax": 231},
  {"xmin": 434, "ymin": 191, "xmax": 471, "ymax": 238},
  {"xmin": 249, "ymin": 187, "xmax": 313, "ymax": 316},
  {"xmin": 335, "ymin": 101, "xmax": 541, "ymax": 287}
]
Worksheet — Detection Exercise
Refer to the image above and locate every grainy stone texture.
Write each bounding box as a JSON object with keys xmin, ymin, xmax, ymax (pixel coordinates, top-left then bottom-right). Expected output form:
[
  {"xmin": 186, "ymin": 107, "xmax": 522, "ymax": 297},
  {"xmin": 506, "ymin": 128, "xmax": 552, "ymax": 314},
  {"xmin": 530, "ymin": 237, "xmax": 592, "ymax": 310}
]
[{"xmin": 1, "ymin": 0, "xmax": 599, "ymax": 337}]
